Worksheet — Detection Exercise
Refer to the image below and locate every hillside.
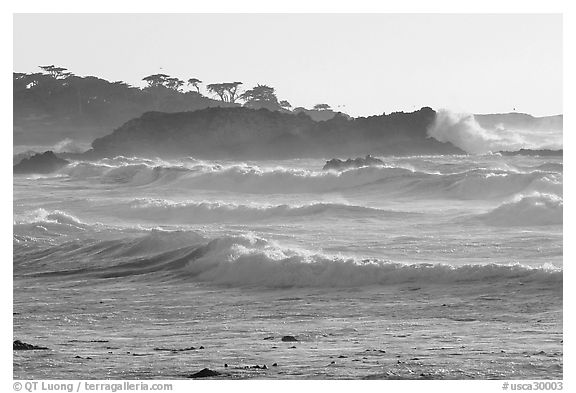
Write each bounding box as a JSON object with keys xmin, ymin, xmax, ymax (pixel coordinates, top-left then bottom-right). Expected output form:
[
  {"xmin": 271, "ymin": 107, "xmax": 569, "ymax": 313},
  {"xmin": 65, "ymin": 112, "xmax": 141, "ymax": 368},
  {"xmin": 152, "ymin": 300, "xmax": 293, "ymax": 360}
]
[
  {"xmin": 14, "ymin": 72, "xmax": 236, "ymax": 146},
  {"xmin": 88, "ymin": 106, "xmax": 464, "ymax": 159}
]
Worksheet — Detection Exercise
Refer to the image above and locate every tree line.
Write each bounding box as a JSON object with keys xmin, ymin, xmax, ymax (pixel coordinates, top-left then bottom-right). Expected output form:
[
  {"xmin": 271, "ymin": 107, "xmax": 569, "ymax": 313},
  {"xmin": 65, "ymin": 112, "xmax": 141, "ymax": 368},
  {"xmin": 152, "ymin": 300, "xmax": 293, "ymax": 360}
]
[
  {"xmin": 13, "ymin": 65, "xmax": 337, "ymax": 143},
  {"xmin": 139, "ymin": 72, "xmax": 332, "ymax": 111},
  {"xmin": 15, "ymin": 65, "xmax": 333, "ymax": 112}
]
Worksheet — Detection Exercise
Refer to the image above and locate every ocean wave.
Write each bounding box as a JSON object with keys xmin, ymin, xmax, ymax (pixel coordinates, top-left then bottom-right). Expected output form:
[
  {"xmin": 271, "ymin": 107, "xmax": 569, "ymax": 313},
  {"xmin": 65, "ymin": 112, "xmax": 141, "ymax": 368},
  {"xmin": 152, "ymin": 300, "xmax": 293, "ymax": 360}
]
[
  {"xmin": 15, "ymin": 232, "xmax": 562, "ymax": 288},
  {"xmin": 13, "ymin": 209, "xmax": 95, "ymax": 241},
  {"xmin": 60, "ymin": 157, "xmax": 220, "ymax": 186},
  {"xmin": 56, "ymin": 158, "xmax": 562, "ymax": 199},
  {"xmin": 121, "ymin": 198, "xmax": 397, "ymax": 223},
  {"xmin": 474, "ymin": 193, "xmax": 563, "ymax": 226},
  {"xmin": 14, "ymin": 208, "xmax": 89, "ymax": 229},
  {"xmin": 517, "ymin": 162, "xmax": 563, "ymax": 173}
]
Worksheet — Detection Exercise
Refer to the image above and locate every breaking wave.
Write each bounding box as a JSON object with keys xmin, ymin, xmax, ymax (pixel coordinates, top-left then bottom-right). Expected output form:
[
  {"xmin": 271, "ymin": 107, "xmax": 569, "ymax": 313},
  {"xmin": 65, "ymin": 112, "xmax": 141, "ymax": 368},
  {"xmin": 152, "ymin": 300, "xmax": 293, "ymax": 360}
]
[
  {"xmin": 57, "ymin": 158, "xmax": 562, "ymax": 199},
  {"xmin": 14, "ymin": 208, "xmax": 90, "ymax": 230},
  {"xmin": 13, "ymin": 209, "xmax": 99, "ymax": 243},
  {"xmin": 428, "ymin": 110, "xmax": 562, "ymax": 154},
  {"xmin": 14, "ymin": 232, "xmax": 562, "ymax": 288}
]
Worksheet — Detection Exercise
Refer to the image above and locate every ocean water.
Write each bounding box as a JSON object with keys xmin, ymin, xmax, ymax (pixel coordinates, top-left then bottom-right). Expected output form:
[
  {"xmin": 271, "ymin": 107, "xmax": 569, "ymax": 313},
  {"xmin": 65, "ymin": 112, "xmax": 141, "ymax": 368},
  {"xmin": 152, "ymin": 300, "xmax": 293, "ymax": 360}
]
[{"xmin": 13, "ymin": 154, "xmax": 563, "ymax": 379}]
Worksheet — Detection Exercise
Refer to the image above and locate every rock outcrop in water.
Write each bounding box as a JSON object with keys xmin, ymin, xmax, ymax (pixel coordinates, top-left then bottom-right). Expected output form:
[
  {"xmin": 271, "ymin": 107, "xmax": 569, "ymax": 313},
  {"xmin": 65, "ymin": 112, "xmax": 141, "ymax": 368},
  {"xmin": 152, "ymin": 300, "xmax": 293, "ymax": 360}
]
[
  {"xmin": 13, "ymin": 340, "xmax": 49, "ymax": 350},
  {"xmin": 88, "ymin": 107, "xmax": 464, "ymax": 159},
  {"xmin": 187, "ymin": 368, "xmax": 221, "ymax": 378},
  {"xmin": 13, "ymin": 151, "xmax": 69, "ymax": 174},
  {"xmin": 13, "ymin": 150, "xmax": 37, "ymax": 166},
  {"xmin": 323, "ymin": 155, "xmax": 384, "ymax": 171}
]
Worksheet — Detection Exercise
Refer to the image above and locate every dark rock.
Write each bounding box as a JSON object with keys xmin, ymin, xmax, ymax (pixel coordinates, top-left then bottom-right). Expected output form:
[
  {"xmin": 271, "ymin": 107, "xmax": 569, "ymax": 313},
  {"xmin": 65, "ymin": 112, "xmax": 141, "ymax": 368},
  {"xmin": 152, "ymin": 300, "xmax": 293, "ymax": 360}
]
[
  {"xmin": 289, "ymin": 346, "xmax": 297, "ymax": 349},
  {"xmin": 13, "ymin": 340, "xmax": 49, "ymax": 350},
  {"xmin": 263, "ymin": 336, "xmax": 275, "ymax": 340},
  {"xmin": 323, "ymin": 155, "xmax": 384, "ymax": 171},
  {"xmin": 13, "ymin": 150, "xmax": 37, "ymax": 166},
  {"xmin": 224, "ymin": 363, "xmax": 228, "ymax": 368},
  {"xmin": 199, "ymin": 346, "xmax": 204, "ymax": 349},
  {"xmin": 154, "ymin": 346, "xmax": 196, "ymax": 352},
  {"xmin": 272, "ymin": 363, "xmax": 278, "ymax": 367},
  {"xmin": 188, "ymin": 368, "xmax": 221, "ymax": 379},
  {"xmin": 281, "ymin": 336, "xmax": 298, "ymax": 342},
  {"xmin": 89, "ymin": 107, "xmax": 464, "ymax": 159},
  {"xmin": 338, "ymin": 355, "xmax": 347, "ymax": 358},
  {"xmin": 13, "ymin": 151, "xmax": 69, "ymax": 174}
]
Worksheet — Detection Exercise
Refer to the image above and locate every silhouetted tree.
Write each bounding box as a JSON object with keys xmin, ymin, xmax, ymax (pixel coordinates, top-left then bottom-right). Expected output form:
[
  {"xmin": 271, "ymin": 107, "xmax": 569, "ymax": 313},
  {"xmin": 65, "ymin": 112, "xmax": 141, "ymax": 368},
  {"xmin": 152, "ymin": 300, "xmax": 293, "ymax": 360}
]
[
  {"xmin": 206, "ymin": 83, "xmax": 228, "ymax": 102},
  {"xmin": 39, "ymin": 65, "xmax": 69, "ymax": 79},
  {"xmin": 142, "ymin": 74, "xmax": 170, "ymax": 88},
  {"xmin": 187, "ymin": 78, "xmax": 202, "ymax": 94},
  {"xmin": 206, "ymin": 82, "xmax": 242, "ymax": 102},
  {"xmin": 279, "ymin": 100, "xmax": 292, "ymax": 110},
  {"xmin": 240, "ymin": 84, "xmax": 283, "ymax": 111},
  {"xmin": 240, "ymin": 84, "xmax": 278, "ymax": 104},
  {"xmin": 165, "ymin": 77, "xmax": 185, "ymax": 91},
  {"xmin": 223, "ymin": 82, "xmax": 243, "ymax": 103},
  {"xmin": 313, "ymin": 103, "xmax": 331, "ymax": 111}
]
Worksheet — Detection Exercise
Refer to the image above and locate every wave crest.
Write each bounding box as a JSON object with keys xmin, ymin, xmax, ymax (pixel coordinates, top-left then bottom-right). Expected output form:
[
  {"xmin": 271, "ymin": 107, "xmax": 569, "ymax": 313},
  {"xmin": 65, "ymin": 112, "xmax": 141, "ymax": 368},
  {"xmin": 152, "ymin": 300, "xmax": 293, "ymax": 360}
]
[
  {"xmin": 16, "ymin": 233, "xmax": 562, "ymax": 288},
  {"xmin": 475, "ymin": 193, "xmax": 563, "ymax": 226},
  {"xmin": 124, "ymin": 198, "xmax": 395, "ymax": 223}
]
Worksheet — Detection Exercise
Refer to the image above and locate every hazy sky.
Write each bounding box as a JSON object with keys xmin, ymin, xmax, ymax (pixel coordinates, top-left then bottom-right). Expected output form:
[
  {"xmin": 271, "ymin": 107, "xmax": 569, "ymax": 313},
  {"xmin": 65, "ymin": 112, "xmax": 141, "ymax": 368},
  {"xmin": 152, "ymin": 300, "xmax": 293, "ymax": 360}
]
[{"xmin": 13, "ymin": 14, "xmax": 562, "ymax": 116}]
